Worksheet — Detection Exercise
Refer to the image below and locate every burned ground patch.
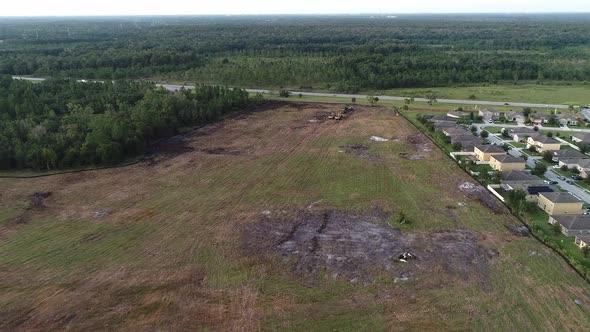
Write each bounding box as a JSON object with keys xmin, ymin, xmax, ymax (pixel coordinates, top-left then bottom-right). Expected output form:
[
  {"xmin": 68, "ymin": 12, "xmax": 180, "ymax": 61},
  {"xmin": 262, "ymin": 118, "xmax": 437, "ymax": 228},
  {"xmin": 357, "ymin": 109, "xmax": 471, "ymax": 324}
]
[
  {"xmin": 243, "ymin": 210, "xmax": 498, "ymax": 285},
  {"xmin": 203, "ymin": 148, "xmax": 243, "ymax": 156},
  {"xmin": 458, "ymin": 182, "xmax": 508, "ymax": 214},
  {"xmin": 341, "ymin": 144, "xmax": 380, "ymax": 161},
  {"xmin": 144, "ymin": 136, "xmax": 195, "ymax": 165}
]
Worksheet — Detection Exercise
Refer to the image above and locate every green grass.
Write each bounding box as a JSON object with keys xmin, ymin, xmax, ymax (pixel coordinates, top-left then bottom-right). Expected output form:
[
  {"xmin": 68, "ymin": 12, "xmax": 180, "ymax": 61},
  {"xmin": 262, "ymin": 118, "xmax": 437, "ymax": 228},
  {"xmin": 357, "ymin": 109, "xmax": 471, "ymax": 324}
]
[
  {"xmin": 381, "ymin": 83, "xmax": 590, "ymax": 106},
  {"xmin": 2, "ymin": 103, "xmax": 590, "ymax": 330},
  {"xmin": 509, "ymin": 142, "xmax": 527, "ymax": 149}
]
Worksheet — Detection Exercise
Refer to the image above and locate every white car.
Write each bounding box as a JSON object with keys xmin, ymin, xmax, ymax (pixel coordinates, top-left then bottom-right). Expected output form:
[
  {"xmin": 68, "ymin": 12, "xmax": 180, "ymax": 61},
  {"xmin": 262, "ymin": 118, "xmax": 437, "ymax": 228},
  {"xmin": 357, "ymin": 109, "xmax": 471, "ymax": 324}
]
[{"xmin": 552, "ymin": 165, "xmax": 560, "ymax": 169}]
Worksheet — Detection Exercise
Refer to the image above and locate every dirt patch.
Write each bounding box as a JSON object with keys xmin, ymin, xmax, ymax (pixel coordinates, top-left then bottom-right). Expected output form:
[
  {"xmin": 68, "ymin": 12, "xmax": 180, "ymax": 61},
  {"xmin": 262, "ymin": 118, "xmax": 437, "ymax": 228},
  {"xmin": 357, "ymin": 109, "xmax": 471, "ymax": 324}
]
[
  {"xmin": 406, "ymin": 133, "xmax": 433, "ymax": 152},
  {"xmin": 342, "ymin": 144, "xmax": 380, "ymax": 161},
  {"xmin": 203, "ymin": 148, "xmax": 243, "ymax": 156},
  {"xmin": 458, "ymin": 182, "xmax": 508, "ymax": 214},
  {"xmin": 506, "ymin": 225, "xmax": 530, "ymax": 237},
  {"xmin": 144, "ymin": 136, "xmax": 195, "ymax": 165},
  {"xmin": 30, "ymin": 191, "xmax": 51, "ymax": 208},
  {"xmin": 243, "ymin": 209, "xmax": 497, "ymax": 284}
]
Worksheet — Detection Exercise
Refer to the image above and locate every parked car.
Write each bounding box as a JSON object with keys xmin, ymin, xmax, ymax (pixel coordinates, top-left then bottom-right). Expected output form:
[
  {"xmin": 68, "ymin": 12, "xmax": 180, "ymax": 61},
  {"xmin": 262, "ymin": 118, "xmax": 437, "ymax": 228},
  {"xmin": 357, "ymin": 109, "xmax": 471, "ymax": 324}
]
[
  {"xmin": 549, "ymin": 181, "xmax": 559, "ymax": 185},
  {"xmin": 567, "ymin": 180, "xmax": 574, "ymax": 184},
  {"xmin": 488, "ymin": 119, "xmax": 494, "ymax": 123},
  {"xmin": 552, "ymin": 165, "xmax": 560, "ymax": 169},
  {"xmin": 572, "ymin": 175, "xmax": 583, "ymax": 180},
  {"xmin": 559, "ymin": 176, "xmax": 566, "ymax": 181}
]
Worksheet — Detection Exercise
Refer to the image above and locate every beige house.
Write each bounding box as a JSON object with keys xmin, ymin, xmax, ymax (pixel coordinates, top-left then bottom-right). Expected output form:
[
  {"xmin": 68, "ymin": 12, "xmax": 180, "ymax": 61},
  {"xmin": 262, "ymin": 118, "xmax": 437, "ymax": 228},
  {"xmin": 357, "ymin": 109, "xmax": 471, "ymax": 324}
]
[
  {"xmin": 538, "ymin": 192, "xmax": 584, "ymax": 215},
  {"xmin": 489, "ymin": 154, "xmax": 526, "ymax": 171},
  {"xmin": 473, "ymin": 145, "xmax": 505, "ymax": 161},
  {"xmin": 558, "ymin": 159, "xmax": 590, "ymax": 178},
  {"xmin": 526, "ymin": 135, "xmax": 561, "ymax": 153},
  {"xmin": 575, "ymin": 235, "xmax": 590, "ymax": 249}
]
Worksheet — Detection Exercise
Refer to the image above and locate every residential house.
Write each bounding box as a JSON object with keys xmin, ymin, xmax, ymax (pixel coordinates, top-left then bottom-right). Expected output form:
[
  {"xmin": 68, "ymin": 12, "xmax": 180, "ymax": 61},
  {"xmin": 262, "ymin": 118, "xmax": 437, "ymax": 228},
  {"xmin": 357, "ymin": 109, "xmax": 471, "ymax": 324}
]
[
  {"xmin": 447, "ymin": 111, "xmax": 470, "ymax": 119},
  {"xmin": 479, "ymin": 108, "xmax": 502, "ymax": 121},
  {"xmin": 508, "ymin": 127, "xmax": 535, "ymax": 142},
  {"xmin": 571, "ymin": 133, "xmax": 590, "ymax": 145},
  {"xmin": 526, "ymin": 134, "xmax": 561, "ymax": 153},
  {"xmin": 505, "ymin": 111, "xmax": 526, "ymax": 125},
  {"xmin": 502, "ymin": 170, "xmax": 544, "ymax": 185},
  {"xmin": 429, "ymin": 115, "xmax": 456, "ymax": 124},
  {"xmin": 538, "ymin": 192, "xmax": 584, "ymax": 215},
  {"xmin": 569, "ymin": 159, "xmax": 590, "ymax": 178},
  {"xmin": 581, "ymin": 108, "xmax": 590, "ymax": 122},
  {"xmin": 489, "ymin": 154, "xmax": 526, "ymax": 172},
  {"xmin": 575, "ymin": 235, "xmax": 590, "ymax": 249},
  {"xmin": 531, "ymin": 113, "xmax": 549, "ymax": 125},
  {"xmin": 524, "ymin": 186, "xmax": 555, "ymax": 202},
  {"xmin": 557, "ymin": 114, "xmax": 579, "ymax": 126},
  {"xmin": 552, "ymin": 149, "xmax": 589, "ymax": 163},
  {"xmin": 548, "ymin": 215, "xmax": 590, "ymax": 236},
  {"xmin": 433, "ymin": 121, "xmax": 460, "ymax": 130},
  {"xmin": 473, "ymin": 145, "xmax": 506, "ymax": 161},
  {"xmin": 557, "ymin": 159, "xmax": 590, "ymax": 176},
  {"xmin": 442, "ymin": 127, "xmax": 470, "ymax": 137}
]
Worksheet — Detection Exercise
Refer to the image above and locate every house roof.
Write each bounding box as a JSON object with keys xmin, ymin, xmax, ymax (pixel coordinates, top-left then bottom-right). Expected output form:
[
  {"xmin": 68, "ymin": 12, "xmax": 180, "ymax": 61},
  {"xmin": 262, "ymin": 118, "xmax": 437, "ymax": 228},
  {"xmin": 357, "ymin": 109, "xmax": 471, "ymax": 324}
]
[
  {"xmin": 557, "ymin": 114, "xmax": 577, "ymax": 121},
  {"xmin": 491, "ymin": 154, "xmax": 524, "ymax": 163},
  {"xmin": 479, "ymin": 108, "xmax": 499, "ymax": 115},
  {"xmin": 434, "ymin": 122, "xmax": 460, "ymax": 129},
  {"xmin": 532, "ymin": 113, "xmax": 549, "ymax": 120},
  {"xmin": 553, "ymin": 150, "xmax": 589, "ymax": 160},
  {"xmin": 540, "ymin": 192, "xmax": 583, "ymax": 204},
  {"xmin": 430, "ymin": 115, "xmax": 456, "ymax": 123},
  {"xmin": 474, "ymin": 144, "xmax": 505, "ymax": 153},
  {"xmin": 529, "ymin": 134, "xmax": 560, "ymax": 145},
  {"xmin": 443, "ymin": 127, "xmax": 470, "ymax": 135},
  {"xmin": 572, "ymin": 133, "xmax": 590, "ymax": 142},
  {"xmin": 509, "ymin": 127, "xmax": 535, "ymax": 133},
  {"xmin": 502, "ymin": 170, "xmax": 540, "ymax": 182},
  {"xmin": 447, "ymin": 111, "xmax": 470, "ymax": 118},
  {"xmin": 450, "ymin": 134, "xmax": 481, "ymax": 144},
  {"xmin": 527, "ymin": 186, "xmax": 554, "ymax": 195},
  {"xmin": 563, "ymin": 159, "xmax": 590, "ymax": 169},
  {"xmin": 576, "ymin": 235, "xmax": 590, "ymax": 244},
  {"xmin": 506, "ymin": 111, "xmax": 525, "ymax": 118},
  {"xmin": 553, "ymin": 215, "xmax": 590, "ymax": 231}
]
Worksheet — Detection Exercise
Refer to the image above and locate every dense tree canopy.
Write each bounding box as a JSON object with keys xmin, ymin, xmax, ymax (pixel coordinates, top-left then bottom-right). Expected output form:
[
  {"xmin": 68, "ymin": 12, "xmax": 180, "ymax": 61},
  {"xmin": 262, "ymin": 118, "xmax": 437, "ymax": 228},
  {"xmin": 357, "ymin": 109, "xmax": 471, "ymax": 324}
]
[
  {"xmin": 1, "ymin": 15, "xmax": 590, "ymax": 90},
  {"xmin": 0, "ymin": 76, "xmax": 258, "ymax": 170}
]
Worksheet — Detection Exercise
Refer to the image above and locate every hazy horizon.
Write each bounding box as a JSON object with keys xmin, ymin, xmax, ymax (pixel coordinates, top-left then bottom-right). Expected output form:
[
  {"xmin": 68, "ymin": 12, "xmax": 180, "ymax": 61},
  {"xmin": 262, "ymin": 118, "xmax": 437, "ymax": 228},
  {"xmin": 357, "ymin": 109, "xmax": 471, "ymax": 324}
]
[{"xmin": 2, "ymin": 0, "xmax": 590, "ymax": 17}]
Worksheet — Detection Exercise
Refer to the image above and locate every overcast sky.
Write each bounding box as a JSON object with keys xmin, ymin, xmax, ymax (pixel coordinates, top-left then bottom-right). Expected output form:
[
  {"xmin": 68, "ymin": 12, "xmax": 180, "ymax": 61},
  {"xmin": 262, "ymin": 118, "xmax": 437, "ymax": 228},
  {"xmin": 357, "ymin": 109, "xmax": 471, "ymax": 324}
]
[{"xmin": 2, "ymin": 0, "xmax": 590, "ymax": 16}]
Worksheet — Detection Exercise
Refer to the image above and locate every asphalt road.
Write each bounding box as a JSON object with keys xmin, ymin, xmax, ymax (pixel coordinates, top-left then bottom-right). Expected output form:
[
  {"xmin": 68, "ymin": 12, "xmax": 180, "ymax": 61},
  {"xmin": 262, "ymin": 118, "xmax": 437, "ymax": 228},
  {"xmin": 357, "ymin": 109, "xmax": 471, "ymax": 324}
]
[{"xmin": 11, "ymin": 76, "xmax": 571, "ymax": 110}]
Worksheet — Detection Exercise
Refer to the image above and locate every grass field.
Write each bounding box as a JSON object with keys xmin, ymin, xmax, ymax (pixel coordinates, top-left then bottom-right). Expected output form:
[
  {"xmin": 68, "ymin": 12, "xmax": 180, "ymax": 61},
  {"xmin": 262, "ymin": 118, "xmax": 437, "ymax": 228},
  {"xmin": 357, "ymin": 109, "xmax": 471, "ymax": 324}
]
[
  {"xmin": 1, "ymin": 102, "xmax": 590, "ymax": 330},
  {"xmin": 381, "ymin": 83, "xmax": 590, "ymax": 106}
]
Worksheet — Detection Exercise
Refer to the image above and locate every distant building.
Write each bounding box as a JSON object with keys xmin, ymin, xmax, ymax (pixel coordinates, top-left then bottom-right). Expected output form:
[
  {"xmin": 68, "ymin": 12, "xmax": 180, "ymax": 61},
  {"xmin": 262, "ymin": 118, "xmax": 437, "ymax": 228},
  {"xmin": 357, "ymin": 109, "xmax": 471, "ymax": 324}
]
[
  {"xmin": 575, "ymin": 235, "xmax": 590, "ymax": 249},
  {"xmin": 489, "ymin": 154, "xmax": 526, "ymax": 172},
  {"xmin": 526, "ymin": 134, "xmax": 561, "ymax": 153},
  {"xmin": 571, "ymin": 133, "xmax": 590, "ymax": 145},
  {"xmin": 473, "ymin": 145, "xmax": 505, "ymax": 161},
  {"xmin": 538, "ymin": 192, "xmax": 584, "ymax": 215},
  {"xmin": 505, "ymin": 111, "xmax": 526, "ymax": 125},
  {"xmin": 552, "ymin": 150, "xmax": 589, "ymax": 163},
  {"xmin": 479, "ymin": 108, "xmax": 502, "ymax": 120},
  {"xmin": 557, "ymin": 114, "xmax": 579, "ymax": 126},
  {"xmin": 531, "ymin": 114, "xmax": 549, "ymax": 125},
  {"xmin": 549, "ymin": 215, "xmax": 590, "ymax": 236},
  {"xmin": 508, "ymin": 127, "xmax": 535, "ymax": 142}
]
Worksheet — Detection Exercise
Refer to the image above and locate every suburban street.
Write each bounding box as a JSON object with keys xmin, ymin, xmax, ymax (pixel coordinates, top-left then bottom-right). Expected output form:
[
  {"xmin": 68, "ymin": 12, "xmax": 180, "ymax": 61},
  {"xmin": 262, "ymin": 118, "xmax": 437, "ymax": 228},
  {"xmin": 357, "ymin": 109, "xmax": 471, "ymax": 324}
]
[{"xmin": 12, "ymin": 76, "xmax": 572, "ymax": 110}]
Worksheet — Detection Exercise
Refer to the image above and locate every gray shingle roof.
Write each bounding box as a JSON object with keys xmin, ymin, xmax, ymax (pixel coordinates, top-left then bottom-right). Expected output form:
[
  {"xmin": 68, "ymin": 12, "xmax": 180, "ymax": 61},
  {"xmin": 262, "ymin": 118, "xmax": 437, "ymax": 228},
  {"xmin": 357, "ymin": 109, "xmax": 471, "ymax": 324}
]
[
  {"xmin": 491, "ymin": 154, "xmax": 524, "ymax": 163},
  {"xmin": 540, "ymin": 192, "xmax": 583, "ymax": 204},
  {"xmin": 475, "ymin": 145, "xmax": 505, "ymax": 153},
  {"xmin": 502, "ymin": 171, "xmax": 539, "ymax": 181},
  {"xmin": 553, "ymin": 215, "xmax": 590, "ymax": 231}
]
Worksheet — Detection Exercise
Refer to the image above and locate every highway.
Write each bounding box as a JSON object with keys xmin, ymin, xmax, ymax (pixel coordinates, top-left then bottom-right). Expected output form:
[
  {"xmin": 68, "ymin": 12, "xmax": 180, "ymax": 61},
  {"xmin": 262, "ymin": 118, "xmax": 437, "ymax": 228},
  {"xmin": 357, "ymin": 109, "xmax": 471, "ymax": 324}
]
[{"xmin": 12, "ymin": 76, "xmax": 571, "ymax": 110}]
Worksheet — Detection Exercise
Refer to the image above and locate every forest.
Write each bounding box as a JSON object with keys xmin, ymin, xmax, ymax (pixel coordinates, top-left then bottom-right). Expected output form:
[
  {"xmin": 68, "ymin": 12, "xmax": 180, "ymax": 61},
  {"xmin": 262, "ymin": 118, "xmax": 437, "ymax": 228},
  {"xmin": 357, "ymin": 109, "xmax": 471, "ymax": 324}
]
[
  {"xmin": 0, "ymin": 76, "xmax": 258, "ymax": 170},
  {"xmin": 1, "ymin": 15, "xmax": 590, "ymax": 90}
]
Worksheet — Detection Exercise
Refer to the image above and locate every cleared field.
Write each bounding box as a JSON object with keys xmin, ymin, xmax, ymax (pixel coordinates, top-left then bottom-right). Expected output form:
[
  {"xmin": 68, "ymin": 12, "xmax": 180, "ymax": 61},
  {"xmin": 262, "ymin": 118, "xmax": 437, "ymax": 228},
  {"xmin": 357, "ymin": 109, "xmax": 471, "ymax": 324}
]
[{"xmin": 1, "ymin": 102, "xmax": 589, "ymax": 330}]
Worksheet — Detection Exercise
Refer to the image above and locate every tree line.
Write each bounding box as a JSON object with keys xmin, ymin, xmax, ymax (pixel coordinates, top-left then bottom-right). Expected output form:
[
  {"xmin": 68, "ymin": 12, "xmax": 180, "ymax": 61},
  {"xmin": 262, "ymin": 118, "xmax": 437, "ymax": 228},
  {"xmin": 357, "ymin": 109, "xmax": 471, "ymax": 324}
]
[
  {"xmin": 0, "ymin": 76, "xmax": 260, "ymax": 170},
  {"xmin": 2, "ymin": 15, "xmax": 590, "ymax": 89}
]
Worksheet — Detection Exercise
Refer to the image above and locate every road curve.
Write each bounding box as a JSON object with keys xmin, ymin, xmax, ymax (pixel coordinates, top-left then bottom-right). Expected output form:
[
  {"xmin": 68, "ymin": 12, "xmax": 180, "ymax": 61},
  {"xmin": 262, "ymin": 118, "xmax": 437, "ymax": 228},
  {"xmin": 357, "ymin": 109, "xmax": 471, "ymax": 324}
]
[{"xmin": 12, "ymin": 76, "xmax": 571, "ymax": 110}]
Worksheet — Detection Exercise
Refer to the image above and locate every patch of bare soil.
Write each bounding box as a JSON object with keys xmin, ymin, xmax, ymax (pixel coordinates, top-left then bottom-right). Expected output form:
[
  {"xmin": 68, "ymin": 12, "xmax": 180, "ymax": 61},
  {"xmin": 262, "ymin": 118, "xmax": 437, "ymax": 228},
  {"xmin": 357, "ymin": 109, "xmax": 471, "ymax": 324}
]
[
  {"xmin": 406, "ymin": 133, "xmax": 434, "ymax": 152},
  {"xmin": 458, "ymin": 182, "xmax": 508, "ymax": 214},
  {"xmin": 144, "ymin": 136, "xmax": 195, "ymax": 166},
  {"xmin": 243, "ymin": 209, "xmax": 497, "ymax": 285},
  {"xmin": 342, "ymin": 144, "xmax": 380, "ymax": 161},
  {"xmin": 30, "ymin": 191, "xmax": 51, "ymax": 208},
  {"xmin": 506, "ymin": 225, "xmax": 530, "ymax": 237},
  {"xmin": 203, "ymin": 148, "xmax": 243, "ymax": 156}
]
